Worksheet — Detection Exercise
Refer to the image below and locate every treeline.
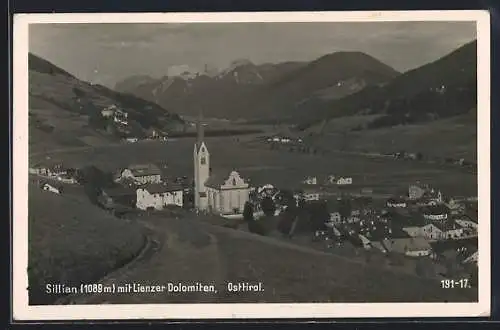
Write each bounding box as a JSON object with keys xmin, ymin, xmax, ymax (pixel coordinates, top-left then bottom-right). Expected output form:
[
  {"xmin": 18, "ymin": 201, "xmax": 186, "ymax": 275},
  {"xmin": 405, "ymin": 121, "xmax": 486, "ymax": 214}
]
[
  {"xmin": 242, "ymin": 196, "xmax": 353, "ymax": 237},
  {"xmin": 168, "ymin": 129, "xmax": 263, "ymax": 138}
]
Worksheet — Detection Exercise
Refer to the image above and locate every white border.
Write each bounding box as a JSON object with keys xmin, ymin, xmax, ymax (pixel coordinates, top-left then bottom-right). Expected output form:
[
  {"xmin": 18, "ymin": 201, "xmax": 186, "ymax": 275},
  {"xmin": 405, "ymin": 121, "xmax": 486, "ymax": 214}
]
[{"xmin": 13, "ymin": 10, "xmax": 491, "ymax": 320}]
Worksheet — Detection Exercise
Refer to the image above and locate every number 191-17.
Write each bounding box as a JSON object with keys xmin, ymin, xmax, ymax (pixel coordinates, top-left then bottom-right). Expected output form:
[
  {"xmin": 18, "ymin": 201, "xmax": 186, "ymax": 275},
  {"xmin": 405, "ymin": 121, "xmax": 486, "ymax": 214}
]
[{"xmin": 440, "ymin": 279, "xmax": 470, "ymax": 289}]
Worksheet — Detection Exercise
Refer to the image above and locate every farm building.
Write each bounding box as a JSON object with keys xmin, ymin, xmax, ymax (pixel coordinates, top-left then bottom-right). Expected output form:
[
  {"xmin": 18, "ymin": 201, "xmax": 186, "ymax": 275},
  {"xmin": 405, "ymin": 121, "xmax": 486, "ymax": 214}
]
[
  {"xmin": 380, "ymin": 237, "xmax": 432, "ymax": 257},
  {"xmin": 119, "ymin": 164, "xmax": 162, "ymax": 185},
  {"xmin": 136, "ymin": 183, "xmax": 184, "ymax": 210}
]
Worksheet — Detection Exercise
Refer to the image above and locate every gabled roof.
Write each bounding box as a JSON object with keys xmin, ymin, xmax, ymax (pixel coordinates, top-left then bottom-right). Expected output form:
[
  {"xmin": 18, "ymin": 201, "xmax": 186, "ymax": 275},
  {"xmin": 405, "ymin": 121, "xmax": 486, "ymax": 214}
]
[
  {"xmin": 127, "ymin": 164, "xmax": 162, "ymax": 176},
  {"xmin": 382, "ymin": 236, "xmax": 432, "ymax": 253},
  {"xmin": 140, "ymin": 183, "xmax": 183, "ymax": 194}
]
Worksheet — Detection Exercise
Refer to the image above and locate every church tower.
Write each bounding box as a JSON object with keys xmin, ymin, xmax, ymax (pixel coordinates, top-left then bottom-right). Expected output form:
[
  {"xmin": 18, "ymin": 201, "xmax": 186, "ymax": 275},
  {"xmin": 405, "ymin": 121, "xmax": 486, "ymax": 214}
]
[{"xmin": 193, "ymin": 111, "xmax": 210, "ymax": 211}]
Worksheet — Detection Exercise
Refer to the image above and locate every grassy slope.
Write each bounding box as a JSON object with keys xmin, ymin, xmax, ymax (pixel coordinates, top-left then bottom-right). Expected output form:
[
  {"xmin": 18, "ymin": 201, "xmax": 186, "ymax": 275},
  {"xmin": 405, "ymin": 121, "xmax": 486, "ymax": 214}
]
[
  {"xmin": 28, "ymin": 181, "xmax": 146, "ymax": 305},
  {"xmin": 307, "ymin": 112, "xmax": 477, "ymax": 161}
]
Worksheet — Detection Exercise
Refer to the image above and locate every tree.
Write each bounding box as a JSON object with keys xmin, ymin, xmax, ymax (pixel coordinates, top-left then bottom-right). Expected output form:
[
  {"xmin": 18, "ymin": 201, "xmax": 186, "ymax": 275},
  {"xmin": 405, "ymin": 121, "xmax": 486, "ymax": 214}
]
[
  {"xmin": 243, "ymin": 202, "xmax": 254, "ymax": 223},
  {"xmin": 338, "ymin": 198, "xmax": 352, "ymax": 222},
  {"xmin": 308, "ymin": 201, "xmax": 329, "ymax": 231},
  {"xmin": 261, "ymin": 196, "xmax": 276, "ymax": 216}
]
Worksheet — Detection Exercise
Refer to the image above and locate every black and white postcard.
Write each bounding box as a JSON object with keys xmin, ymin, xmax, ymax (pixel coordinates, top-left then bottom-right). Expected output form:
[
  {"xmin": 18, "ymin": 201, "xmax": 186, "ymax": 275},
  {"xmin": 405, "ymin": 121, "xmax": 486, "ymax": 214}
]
[{"xmin": 12, "ymin": 10, "xmax": 491, "ymax": 320}]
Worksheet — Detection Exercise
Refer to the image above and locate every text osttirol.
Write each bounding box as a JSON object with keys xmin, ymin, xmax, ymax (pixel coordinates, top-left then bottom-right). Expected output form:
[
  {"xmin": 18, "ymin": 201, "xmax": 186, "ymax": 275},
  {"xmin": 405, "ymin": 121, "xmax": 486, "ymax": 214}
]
[{"xmin": 226, "ymin": 282, "xmax": 264, "ymax": 292}]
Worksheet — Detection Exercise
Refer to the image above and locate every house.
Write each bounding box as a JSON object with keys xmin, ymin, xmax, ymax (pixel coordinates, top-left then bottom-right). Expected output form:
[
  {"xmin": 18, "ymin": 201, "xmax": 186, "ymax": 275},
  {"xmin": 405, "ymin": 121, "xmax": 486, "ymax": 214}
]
[
  {"xmin": 433, "ymin": 220, "xmax": 465, "ymax": 240},
  {"xmin": 101, "ymin": 104, "xmax": 117, "ymax": 118},
  {"xmin": 403, "ymin": 223, "xmax": 443, "ymax": 241},
  {"xmin": 358, "ymin": 234, "xmax": 372, "ymax": 249},
  {"xmin": 386, "ymin": 197, "xmax": 407, "ymax": 208},
  {"xmin": 408, "ymin": 184, "xmax": 427, "ymax": 200},
  {"xmin": 454, "ymin": 218, "xmax": 478, "ymax": 231},
  {"xmin": 328, "ymin": 211, "xmax": 342, "ymax": 224},
  {"xmin": 126, "ymin": 137, "xmax": 138, "ymax": 143},
  {"xmin": 381, "ymin": 237, "xmax": 432, "ymax": 257},
  {"xmin": 41, "ymin": 182, "xmax": 62, "ymax": 194},
  {"xmin": 113, "ymin": 108, "xmax": 128, "ymax": 125},
  {"xmin": 303, "ymin": 189, "xmax": 320, "ymax": 201},
  {"xmin": 336, "ymin": 177, "xmax": 353, "ymax": 185},
  {"xmin": 463, "ymin": 251, "xmax": 478, "ymax": 265},
  {"xmin": 303, "ymin": 176, "xmax": 317, "ymax": 185},
  {"xmin": 422, "ymin": 204, "xmax": 449, "ymax": 221},
  {"xmin": 136, "ymin": 183, "xmax": 184, "ymax": 210},
  {"xmin": 119, "ymin": 164, "xmax": 162, "ymax": 184},
  {"xmin": 56, "ymin": 173, "xmax": 78, "ymax": 184}
]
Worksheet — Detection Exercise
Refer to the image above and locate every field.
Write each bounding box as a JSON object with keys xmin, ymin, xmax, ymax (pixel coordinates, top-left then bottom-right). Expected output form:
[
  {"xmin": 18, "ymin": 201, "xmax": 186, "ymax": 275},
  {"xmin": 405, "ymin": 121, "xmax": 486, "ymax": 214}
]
[
  {"xmin": 31, "ymin": 134, "xmax": 478, "ymax": 197},
  {"xmin": 306, "ymin": 113, "xmax": 477, "ymax": 161},
  {"xmin": 28, "ymin": 180, "xmax": 147, "ymax": 305}
]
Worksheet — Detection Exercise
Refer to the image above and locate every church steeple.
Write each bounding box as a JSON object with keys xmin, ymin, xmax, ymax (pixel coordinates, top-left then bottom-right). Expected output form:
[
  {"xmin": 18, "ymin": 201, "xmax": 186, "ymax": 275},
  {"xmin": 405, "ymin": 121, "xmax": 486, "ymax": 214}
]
[
  {"xmin": 194, "ymin": 108, "xmax": 209, "ymax": 211},
  {"xmin": 196, "ymin": 109, "xmax": 204, "ymax": 152}
]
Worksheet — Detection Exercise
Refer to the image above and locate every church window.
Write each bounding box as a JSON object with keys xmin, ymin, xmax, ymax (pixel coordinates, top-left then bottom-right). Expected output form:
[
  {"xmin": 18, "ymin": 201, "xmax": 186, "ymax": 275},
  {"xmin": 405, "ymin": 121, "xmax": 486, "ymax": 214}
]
[
  {"xmin": 232, "ymin": 178, "xmax": 236, "ymax": 186},
  {"xmin": 201, "ymin": 157, "xmax": 206, "ymax": 165},
  {"xmin": 201, "ymin": 147, "xmax": 205, "ymax": 152}
]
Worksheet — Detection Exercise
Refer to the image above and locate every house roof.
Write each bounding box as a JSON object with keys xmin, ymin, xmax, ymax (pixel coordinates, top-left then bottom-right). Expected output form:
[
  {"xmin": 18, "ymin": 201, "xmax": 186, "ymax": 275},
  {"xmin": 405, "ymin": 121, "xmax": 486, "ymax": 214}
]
[
  {"xmin": 140, "ymin": 183, "xmax": 184, "ymax": 194},
  {"xmin": 431, "ymin": 220, "xmax": 463, "ymax": 232},
  {"xmin": 423, "ymin": 204, "xmax": 450, "ymax": 215},
  {"xmin": 127, "ymin": 164, "xmax": 162, "ymax": 176},
  {"xmin": 382, "ymin": 237, "xmax": 432, "ymax": 253}
]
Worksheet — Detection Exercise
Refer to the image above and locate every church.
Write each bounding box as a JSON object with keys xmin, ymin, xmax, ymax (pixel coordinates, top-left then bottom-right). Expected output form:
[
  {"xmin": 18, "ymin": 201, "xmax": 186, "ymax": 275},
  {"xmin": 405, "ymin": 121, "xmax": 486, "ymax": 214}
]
[{"xmin": 193, "ymin": 115, "xmax": 251, "ymax": 215}]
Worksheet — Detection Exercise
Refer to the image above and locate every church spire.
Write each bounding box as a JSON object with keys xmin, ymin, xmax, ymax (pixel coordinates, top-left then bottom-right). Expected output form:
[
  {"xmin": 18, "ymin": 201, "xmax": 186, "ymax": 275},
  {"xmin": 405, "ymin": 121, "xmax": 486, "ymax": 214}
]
[{"xmin": 196, "ymin": 109, "xmax": 204, "ymax": 150}]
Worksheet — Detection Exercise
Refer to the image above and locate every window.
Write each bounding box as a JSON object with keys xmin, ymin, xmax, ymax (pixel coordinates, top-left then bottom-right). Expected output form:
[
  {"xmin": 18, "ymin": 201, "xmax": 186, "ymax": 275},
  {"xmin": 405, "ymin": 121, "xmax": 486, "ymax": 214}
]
[
  {"xmin": 201, "ymin": 157, "xmax": 206, "ymax": 165},
  {"xmin": 232, "ymin": 178, "xmax": 236, "ymax": 186}
]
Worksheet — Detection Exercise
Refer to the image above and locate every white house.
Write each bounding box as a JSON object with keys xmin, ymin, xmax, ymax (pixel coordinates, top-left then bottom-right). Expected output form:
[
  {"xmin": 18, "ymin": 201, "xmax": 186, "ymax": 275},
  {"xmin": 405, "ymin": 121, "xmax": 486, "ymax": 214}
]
[
  {"xmin": 101, "ymin": 104, "xmax": 117, "ymax": 118},
  {"xmin": 41, "ymin": 183, "xmax": 62, "ymax": 194},
  {"xmin": 336, "ymin": 177, "xmax": 353, "ymax": 185},
  {"xmin": 114, "ymin": 108, "xmax": 128, "ymax": 125},
  {"xmin": 328, "ymin": 211, "xmax": 342, "ymax": 224},
  {"xmin": 126, "ymin": 137, "xmax": 138, "ymax": 143},
  {"xmin": 119, "ymin": 164, "xmax": 162, "ymax": 185},
  {"xmin": 403, "ymin": 223, "xmax": 443, "ymax": 241},
  {"xmin": 136, "ymin": 183, "xmax": 184, "ymax": 210},
  {"xmin": 386, "ymin": 198, "xmax": 407, "ymax": 208},
  {"xmin": 303, "ymin": 176, "xmax": 317, "ymax": 185},
  {"xmin": 303, "ymin": 191, "xmax": 320, "ymax": 201},
  {"xmin": 454, "ymin": 218, "xmax": 478, "ymax": 230}
]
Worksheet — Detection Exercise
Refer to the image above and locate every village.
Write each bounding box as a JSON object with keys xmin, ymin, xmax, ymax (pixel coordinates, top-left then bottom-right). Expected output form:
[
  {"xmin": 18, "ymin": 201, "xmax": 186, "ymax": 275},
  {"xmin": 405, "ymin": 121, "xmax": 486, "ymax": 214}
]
[{"xmin": 29, "ymin": 113, "xmax": 479, "ymax": 287}]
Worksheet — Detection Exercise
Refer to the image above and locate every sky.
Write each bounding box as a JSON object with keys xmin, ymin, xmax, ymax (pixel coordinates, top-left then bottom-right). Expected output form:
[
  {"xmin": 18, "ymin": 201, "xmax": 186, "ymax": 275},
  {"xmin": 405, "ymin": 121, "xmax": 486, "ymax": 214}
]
[{"xmin": 29, "ymin": 21, "xmax": 476, "ymax": 88}]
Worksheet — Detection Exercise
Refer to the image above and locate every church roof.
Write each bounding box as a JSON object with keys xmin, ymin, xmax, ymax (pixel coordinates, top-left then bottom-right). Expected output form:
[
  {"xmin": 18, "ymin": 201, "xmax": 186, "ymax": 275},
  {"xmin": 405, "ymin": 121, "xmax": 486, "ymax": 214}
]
[{"xmin": 204, "ymin": 170, "xmax": 247, "ymax": 189}]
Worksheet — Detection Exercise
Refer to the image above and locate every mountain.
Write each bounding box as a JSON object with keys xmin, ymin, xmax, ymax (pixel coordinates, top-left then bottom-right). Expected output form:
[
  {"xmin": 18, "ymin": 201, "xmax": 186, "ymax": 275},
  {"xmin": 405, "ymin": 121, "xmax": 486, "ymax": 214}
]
[
  {"xmin": 115, "ymin": 53, "xmax": 399, "ymax": 120},
  {"xmin": 29, "ymin": 54, "xmax": 184, "ymax": 151},
  {"xmin": 297, "ymin": 40, "xmax": 477, "ymax": 130}
]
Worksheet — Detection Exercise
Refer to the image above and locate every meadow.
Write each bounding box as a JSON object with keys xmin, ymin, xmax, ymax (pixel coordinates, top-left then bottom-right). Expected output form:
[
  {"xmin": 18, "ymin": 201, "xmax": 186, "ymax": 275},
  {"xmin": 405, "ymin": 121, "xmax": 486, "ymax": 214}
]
[
  {"xmin": 27, "ymin": 180, "xmax": 147, "ymax": 305},
  {"xmin": 32, "ymin": 135, "xmax": 478, "ymax": 198}
]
